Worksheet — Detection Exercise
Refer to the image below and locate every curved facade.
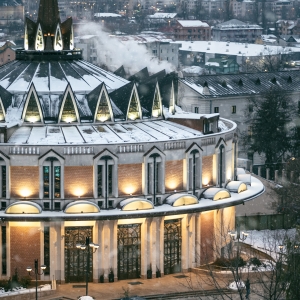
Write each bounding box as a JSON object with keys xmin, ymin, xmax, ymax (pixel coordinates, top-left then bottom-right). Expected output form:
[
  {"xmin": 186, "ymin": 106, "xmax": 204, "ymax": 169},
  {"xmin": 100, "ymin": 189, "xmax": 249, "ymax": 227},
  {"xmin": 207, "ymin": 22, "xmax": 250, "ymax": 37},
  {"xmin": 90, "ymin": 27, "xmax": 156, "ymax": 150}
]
[{"xmin": 0, "ymin": 0, "xmax": 264, "ymax": 285}]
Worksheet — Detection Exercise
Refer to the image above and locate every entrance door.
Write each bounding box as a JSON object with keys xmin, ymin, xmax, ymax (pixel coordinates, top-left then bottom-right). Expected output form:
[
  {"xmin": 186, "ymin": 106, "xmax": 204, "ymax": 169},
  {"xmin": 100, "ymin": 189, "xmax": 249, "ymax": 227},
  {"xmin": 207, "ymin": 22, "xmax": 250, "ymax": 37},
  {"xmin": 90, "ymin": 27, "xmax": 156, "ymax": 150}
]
[
  {"xmin": 65, "ymin": 227, "xmax": 93, "ymax": 283},
  {"xmin": 117, "ymin": 224, "xmax": 141, "ymax": 280},
  {"xmin": 164, "ymin": 219, "xmax": 182, "ymax": 275}
]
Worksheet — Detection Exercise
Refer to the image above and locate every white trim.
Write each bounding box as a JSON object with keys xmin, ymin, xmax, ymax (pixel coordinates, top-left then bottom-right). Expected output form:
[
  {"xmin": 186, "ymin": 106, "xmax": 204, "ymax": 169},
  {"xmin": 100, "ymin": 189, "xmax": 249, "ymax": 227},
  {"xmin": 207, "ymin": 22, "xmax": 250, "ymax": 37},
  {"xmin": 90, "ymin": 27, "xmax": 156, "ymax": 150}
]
[
  {"xmin": 58, "ymin": 85, "xmax": 80, "ymax": 123},
  {"xmin": 22, "ymin": 84, "xmax": 44, "ymax": 123},
  {"xmin": 54, "ymin": 24, "xmax": 63, "ymax": 51},
  {"xmin": 0, "ymin": 96, "xmax": 6, "ymax": 121},
  {"xmin": 35, "ymin": 23, "xmax": 44, "ymax": 51},
  {"xmin": 126, "ymin": 84, "xmax": 142, "ymax": 121},
  {"xmin": 94, "ymin": 85, "xmax": 114, "ymax": 123}
]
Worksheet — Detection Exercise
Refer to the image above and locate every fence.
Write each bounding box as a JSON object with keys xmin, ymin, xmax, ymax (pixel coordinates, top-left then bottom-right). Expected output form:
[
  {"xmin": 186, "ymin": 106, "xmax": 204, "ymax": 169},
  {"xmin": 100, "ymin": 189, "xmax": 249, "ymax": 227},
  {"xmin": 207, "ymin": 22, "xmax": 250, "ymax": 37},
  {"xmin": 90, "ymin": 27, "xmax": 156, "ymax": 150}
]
[{"xmin": 236, "ymin": 213, "xmax": 297, "ymax": 231}]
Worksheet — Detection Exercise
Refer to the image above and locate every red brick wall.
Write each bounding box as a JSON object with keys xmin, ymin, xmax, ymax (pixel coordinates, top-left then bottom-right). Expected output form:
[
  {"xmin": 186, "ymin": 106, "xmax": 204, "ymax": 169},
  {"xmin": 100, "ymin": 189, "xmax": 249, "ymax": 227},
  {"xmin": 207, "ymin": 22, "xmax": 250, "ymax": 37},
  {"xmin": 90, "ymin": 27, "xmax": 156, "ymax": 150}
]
[
  {"xmin": 10, "ymin": 166, "xmax": 39, "ymax": 198},
  {"xmin": 64, "ymin": 166, "xmax": 93, "ymax": 198},
  {"xmin": 118, "ymin": 164, "xmax": 142, "ymax": 196},
  {"xmin": 10, "ymin": 226, "xmax": 41, "ymax": 278},
  {"xmin": 202, "ymin": 155, "xmax": 214, "ymax": 186},
  {"xmin": 165, "ymin": 160, "xmax": 183, "ymax": 191},
  {"xmin": 200, "ymin": 211, "xmax": 215, "ymax": 264}
]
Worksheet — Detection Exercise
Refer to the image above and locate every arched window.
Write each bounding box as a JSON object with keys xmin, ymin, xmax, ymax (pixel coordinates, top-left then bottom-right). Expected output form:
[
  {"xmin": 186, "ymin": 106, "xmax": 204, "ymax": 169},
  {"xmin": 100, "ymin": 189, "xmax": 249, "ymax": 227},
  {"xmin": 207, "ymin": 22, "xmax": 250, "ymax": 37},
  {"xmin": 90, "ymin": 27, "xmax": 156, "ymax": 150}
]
[
  {"xmin": 43, "ymin": 157, "xmax": 61, "ymax": 200},
  {"xmin": 94, "ymin": 151, "xmax": 118, "ymax": 209},
  {"xmin": 188, "ymin": 149, "xmax": 201, "ymax": 195},
  {"xmin": 0, "ymin": 154, "xmax": 9, "ymax": 200},
  {"xmin": 39, "ymin": 151, "xmax": 65, "ymax": 210},
  {"xmin": 219, "ymin": 144, "xmax": 225, "ymax": 187},
  {"xmin": 144, "ymin": 151, "xmax": 165, "ymax": 205}
]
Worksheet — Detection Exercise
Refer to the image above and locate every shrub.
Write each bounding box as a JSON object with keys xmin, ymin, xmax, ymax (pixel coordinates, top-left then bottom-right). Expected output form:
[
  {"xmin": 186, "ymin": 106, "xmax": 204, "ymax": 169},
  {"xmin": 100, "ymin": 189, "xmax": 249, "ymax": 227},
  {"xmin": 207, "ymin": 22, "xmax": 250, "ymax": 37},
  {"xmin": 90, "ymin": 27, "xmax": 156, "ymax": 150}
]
[
  {"xmin": 20, "ymin": 276, "xmax": 31, "ymax": 288},
  {"xmin": 249, "ymin": 257, "xmax": 262, "ymax": 267}
]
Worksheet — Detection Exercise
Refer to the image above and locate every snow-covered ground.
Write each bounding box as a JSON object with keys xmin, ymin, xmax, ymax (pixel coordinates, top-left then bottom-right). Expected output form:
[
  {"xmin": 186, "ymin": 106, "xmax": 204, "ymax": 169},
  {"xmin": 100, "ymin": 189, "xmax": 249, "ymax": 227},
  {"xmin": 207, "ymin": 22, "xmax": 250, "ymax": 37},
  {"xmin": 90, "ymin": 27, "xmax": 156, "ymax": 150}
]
[
  {"xmin": 0, "ymin": 284, "xmax": 51, "ymax": 297},
  {"xmin": 242, "ymin": 228, "xmax": 297, "ymax": 259}
]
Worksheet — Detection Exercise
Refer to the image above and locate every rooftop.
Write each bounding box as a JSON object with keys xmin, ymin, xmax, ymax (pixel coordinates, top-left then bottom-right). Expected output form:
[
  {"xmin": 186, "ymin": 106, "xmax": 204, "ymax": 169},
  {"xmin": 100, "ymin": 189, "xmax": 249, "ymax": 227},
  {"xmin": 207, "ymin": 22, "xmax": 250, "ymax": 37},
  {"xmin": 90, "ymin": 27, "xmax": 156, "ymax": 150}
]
[
  {"xmin": 175, "ymin": 41, "xmax": 300, "ymax": 57},
  {"xmin": 180, "ymin": 70, "xmax": 300, "ymax": 98},
  {"xmin": 214, "ymin": 19, "xmax": 262, "ymax": 30},
  {"xmin": 177, "ymin": 20, "xmax": 210, "ymax": 28}
]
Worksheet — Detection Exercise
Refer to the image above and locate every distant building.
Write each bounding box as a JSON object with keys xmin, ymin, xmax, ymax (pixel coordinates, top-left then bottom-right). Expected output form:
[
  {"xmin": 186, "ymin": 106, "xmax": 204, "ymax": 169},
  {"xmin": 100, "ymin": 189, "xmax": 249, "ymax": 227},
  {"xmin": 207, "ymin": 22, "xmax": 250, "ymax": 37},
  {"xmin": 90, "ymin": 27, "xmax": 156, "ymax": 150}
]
[
  {"xmin": 212, "ymin": 19, "xmax": 263, "ymax": 43},
  {"xmin": 231, "ymin": 0, "xmax": 255, "ymax": 19},
  {"xmin": 174, "ymin": 20, "xmax": 211, "ymax": 41},
  {"xmin": 276, "ymin": 20, "xmax": 295, "ymax": 35},
  {"xmin": 0, "ymin": 0, "xmax": 24, "ymax": 25},
  {"xmin": 205, "ymin": 57, "xmax": 239, "ymax": 74},
  {"xmin": 0, "ymin": 40, "xmax": 15, "ymax": 66}
]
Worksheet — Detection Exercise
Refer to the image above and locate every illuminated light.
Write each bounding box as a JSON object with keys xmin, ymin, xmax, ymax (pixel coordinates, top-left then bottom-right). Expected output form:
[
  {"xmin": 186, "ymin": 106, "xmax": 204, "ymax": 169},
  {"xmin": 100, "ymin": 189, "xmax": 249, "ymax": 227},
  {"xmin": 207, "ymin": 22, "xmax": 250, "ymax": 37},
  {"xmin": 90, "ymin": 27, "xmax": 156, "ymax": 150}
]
[
  {"xmin": 123, "ymin": 185, "xmax": 136, "ymax": 195},
  {"xmin": 6, "ymin": 201, "xmax": 42, "ymax": 214},
  {"xmin": 63, "ymin": 116, "xmax": 76, "ymax": 123},
  {"xmin": 127, "ymin": 112, "xmax": 139, "ymax": 120},
  {"xmin": 166, "ymin": 180, "xmax": 179, "ymax": 190},
  {"xmin": 165, "ymin": 194, "xmax": 198, "ymax": 207},
  {"xmin": 64, "ymin": 201, "xmax": 100, "ymax": 214},
  {"xmin": 96, "ymin": 114, "xmax": 109, "ymax": 122},
  {"xmin": 119, "ymin": 199, "xmax": 154, "ymax": 211},
  {"xmin": 19, "ymin": 188, "xmax": 32, "ymax": 198},
  {"xmin": 73, "ymin": 187, "xmax": 85, "ymax": 197},
  {"xmin": 26, "ymin": 116, "xmax": 40, "ymax": 123},
  {"xmin": 202, "ymin": 177, "xmax": 210, "ymax": 186},
  {"xmin": 152, "ymin": 109, "xmax": 161, "ymax": 118}
]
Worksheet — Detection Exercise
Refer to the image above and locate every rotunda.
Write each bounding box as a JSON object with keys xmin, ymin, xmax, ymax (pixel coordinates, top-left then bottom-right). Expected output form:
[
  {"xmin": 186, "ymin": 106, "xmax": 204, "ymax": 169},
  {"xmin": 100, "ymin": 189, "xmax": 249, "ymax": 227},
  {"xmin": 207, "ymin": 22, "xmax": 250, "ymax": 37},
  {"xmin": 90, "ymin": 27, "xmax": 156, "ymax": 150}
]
[{"xmin": 0, "ymin": 0, "xmax": 264, "ymax": 283}]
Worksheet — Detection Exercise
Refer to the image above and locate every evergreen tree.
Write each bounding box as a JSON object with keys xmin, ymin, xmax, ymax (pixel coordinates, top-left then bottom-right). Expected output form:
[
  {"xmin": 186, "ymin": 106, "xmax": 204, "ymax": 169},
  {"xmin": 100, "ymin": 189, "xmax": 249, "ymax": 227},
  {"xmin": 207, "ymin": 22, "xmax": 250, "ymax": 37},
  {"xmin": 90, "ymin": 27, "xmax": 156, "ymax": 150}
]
[{"xmin": 242, "ymin": 88, "xmax": 296, "ymax": 165}]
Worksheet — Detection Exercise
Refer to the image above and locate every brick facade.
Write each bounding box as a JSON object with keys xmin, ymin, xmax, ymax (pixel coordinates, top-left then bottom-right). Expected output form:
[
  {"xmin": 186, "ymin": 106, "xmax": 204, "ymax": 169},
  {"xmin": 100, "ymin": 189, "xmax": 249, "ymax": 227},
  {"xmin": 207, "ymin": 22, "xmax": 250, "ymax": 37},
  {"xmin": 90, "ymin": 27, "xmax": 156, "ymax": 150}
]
[
  {"xmin": 10, "ymin": 166, "xmax": 39, "ymax": 199},
  {"xmin": 200, "ymin": 211, "xmax": 215, "ymax": 264},
  {"xmin": 165, "ymin": 160, "xmax": 183, "ymax": 191},
  {"xmin": 64, "ymin": 166, "xmax": 93, "ymax": 198},
  {"xmin": 10, "ymin": 226, "xmax": 41, "ymax": 278},
  {"xmin": 202, "ymin": 155, "xmax": 214, "ymax": 186},
  {"xmin": 118, "ymin": 164, "xmax": 142, "ymax": 196}
]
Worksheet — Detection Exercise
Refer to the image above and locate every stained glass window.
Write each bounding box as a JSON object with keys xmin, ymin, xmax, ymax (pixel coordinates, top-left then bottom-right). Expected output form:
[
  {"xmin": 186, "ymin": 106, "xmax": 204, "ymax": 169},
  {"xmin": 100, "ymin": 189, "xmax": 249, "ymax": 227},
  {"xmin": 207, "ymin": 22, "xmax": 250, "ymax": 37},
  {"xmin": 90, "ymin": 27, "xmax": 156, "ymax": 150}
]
[
  {"xmin": 54, "ymin": 166, "xmax": 61, "ymax": 198},
  {"xmin": 43, "ymin": 166, "xmax": 49, "ymax": 198},
  {"xmin": 97, "ymin": 165, "xmax": 102, "ymax": 197},
  {"xmin": 1, "ymin": 166, "xmax": 6, "ymax": 198}
]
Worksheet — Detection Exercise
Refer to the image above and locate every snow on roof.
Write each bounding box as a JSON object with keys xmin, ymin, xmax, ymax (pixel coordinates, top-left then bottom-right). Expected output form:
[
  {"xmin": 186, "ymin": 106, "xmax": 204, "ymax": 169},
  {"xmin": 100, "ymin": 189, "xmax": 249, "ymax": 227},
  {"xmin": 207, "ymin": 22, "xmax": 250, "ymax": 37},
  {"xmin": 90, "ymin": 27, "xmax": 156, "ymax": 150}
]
[
  {"xmin": 7, "ymin": 120, "xmax": 209, "ymax": 145},
  {"xmin": 215, "ymin": 19, "xmax": 262, "ymax": 30},
  {"xmin": 177, "ymin": 20, "xmax": 209, "ymax": 28},
  {"xmin": 175, "ymin": 41, "xmax": 300, "ymax": 57},
  {"xmin": 0, "ymin": 60, "xmax": 129, "ymax": 94},
  {"xmin": 94, "ymin": 13, "xmax": 121, "ymax": 17},
  {"xmin": 148, "ymin": 13, "xmax": 177, "ymax": 19}
]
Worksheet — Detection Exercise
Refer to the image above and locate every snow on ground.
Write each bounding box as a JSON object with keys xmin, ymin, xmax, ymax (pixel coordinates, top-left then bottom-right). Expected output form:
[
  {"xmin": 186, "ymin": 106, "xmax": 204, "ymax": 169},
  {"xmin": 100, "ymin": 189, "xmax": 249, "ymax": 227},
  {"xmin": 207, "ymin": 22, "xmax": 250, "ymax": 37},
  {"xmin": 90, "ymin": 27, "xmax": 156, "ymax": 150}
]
[
  {"xmin": 0, "ymin": 284, "xmax": 51, "ymax": 297},
  {"xmin": 242, "ymin": 228, "xmax": 297, "ymax": 259}
]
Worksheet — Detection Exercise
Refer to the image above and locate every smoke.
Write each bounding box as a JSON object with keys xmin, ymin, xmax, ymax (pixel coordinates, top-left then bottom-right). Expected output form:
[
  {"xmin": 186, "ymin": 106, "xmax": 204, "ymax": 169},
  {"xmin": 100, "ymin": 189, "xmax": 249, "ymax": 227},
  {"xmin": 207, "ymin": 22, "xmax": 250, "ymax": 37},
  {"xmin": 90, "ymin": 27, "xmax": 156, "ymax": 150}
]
[{"xmin": 75, "ymin": 22, "xmax": 175, "ymax": 75}]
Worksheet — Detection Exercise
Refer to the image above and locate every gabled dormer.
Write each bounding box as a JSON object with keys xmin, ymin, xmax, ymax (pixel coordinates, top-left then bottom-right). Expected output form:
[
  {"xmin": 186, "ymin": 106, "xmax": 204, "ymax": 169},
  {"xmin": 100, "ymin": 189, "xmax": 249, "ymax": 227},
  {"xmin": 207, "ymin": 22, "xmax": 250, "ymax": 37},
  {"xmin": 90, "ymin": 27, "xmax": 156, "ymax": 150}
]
[
  {"xmin": 127, "ymin": 84, "xmax": 142, "ymax": 121},
  {"xmin": 35, "ymin": 24, "xmax": 44, "ymax": 51},
  {"xmin": 94, "ymin": 84, "xmax": 114, "ymax": 122},
  {"xmin": 22, "ymin": 84, "xmax": 43, "ymax": 123},
  {"xmin": 0, "ymin": 97, "xmax": 5, "ymax": 122},
  {"xmin": 58, "ymin": 85, "xmax": 79, "ymax": 123},
  {"xmin": 54, "ymin": 24, "xmax": 63, "ymax": 51},
  {"xmin": 152, "ymin": 82, "xmax": 162, "ymax": 118}
]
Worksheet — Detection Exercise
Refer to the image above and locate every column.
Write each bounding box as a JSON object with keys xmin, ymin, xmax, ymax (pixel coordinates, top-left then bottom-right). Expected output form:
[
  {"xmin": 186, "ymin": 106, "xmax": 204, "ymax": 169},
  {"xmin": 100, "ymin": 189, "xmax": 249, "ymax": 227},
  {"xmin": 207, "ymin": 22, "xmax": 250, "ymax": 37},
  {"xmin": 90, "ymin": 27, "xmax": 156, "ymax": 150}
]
[
  {"xmin": 93, "ymin": 221, "xmax": 99, "ymax": 283},
  {"xmin": 181, "ymin": 215, "xmax": 188, "ymax": 272}
]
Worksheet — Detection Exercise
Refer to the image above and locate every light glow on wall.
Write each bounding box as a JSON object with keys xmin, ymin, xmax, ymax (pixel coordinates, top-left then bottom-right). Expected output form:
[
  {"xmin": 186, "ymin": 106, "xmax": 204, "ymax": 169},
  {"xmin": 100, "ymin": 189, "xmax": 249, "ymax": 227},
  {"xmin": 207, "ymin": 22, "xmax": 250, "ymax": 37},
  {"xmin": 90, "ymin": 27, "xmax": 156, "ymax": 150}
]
[
  {"xmin": 123, "ymin": 185, "xmax": 136, "ymax": 195},
  {"xmin": 166, "ymin": 179, "xmax": 180, "ymax": 190},
  {"xmin": 127, "ymin": 112, "xmax": 139, "ymax": 121},
  {"xmin": 19, "ymin": 188, "xmax": 32, "ymax": 198},
  {"xmin": 202, "ymin": 177, "xmax": 210, "ymax": 186},
  {"xmin": 26, "ymin": 116, "xmax": 41, "ymax": 123},
  {"xmin": 73, "ymin": 187, "xmax": 85, "ymax": 197}
]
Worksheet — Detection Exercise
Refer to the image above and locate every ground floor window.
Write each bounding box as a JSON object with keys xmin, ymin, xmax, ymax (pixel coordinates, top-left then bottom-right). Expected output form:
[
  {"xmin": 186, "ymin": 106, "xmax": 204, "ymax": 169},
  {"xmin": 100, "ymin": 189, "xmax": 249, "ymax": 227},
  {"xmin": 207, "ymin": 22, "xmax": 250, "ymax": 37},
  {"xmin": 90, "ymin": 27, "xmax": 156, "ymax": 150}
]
[
  {"xmin": 117, "ymin": 224, "xmax": 141, "ymax": 280},
  {"xmin": 64, "ymin": 227, "xmax": 93, "ymax": 283},
  {"xmin": 164, "ymin": 219, "xmax": 182, "ymax": 275}
]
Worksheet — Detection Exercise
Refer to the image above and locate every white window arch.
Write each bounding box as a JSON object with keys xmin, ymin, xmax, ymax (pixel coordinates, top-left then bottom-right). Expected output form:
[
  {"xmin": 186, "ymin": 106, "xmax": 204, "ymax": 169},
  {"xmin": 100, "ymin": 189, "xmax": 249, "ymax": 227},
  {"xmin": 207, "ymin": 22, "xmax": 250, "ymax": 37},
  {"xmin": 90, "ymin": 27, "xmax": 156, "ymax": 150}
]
[
  {"xmin": 93, "ymin": 150, "xmax": 118, "ymax": 209},
  {"xmin": 215, "ymin": 138, "xmax": 227, "ymax": 187},
  {"xmin": 0, "ymin": 151, "xmax": 10, "ymax": 199},
  {"xmin": 185, "ymin": 143, "xmax": 202, "ymax": 195},
  {"xmin": 39, "ymin": 150, "xmax": 65, "ymax": 208},
  {"xmin": 143, "ymin": 147, "xmax": 165, "ymax": 204}
]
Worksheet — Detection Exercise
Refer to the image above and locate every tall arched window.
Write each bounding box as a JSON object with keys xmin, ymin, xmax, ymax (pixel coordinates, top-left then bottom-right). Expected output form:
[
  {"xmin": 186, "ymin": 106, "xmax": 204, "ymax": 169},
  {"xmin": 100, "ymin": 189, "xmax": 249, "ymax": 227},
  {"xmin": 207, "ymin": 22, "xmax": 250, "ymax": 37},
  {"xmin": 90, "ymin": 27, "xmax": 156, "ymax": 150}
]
[
  {"xmin": 188, "ymin": 149, "xmax": 201, "ymax": 195},
  {"xmin": 144, "ymin": 151, "xmax": 165, "ymax": 205},
  {"xmin": 94, "ymin": 150, "xmax": 118, "ymax": 209},
  {"xmin": 43, "ymin": 157, "xmax": 62, "ymax": 207},
  {"xmin": 39, "ymin": 151, "xmax": 65, "ymax": 210},
  {"xmin": 0, "ymin": 155, "xmax": 9, "ymax": 200},
  {"xmin": 219, "ymin": 144, "xmax": 225, "ymax": 187}
]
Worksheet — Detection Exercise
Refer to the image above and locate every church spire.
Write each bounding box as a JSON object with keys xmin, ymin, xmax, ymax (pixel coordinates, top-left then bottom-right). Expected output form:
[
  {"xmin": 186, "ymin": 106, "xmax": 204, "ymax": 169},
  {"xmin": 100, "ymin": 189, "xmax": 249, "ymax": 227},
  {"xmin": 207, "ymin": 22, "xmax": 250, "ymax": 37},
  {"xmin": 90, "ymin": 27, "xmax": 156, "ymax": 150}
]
[
  {"xmin": 37, "ymin": 0, "xmax": 60, "ymax": 35},
  {"xmin": 24, "ymin": 0, "xmax": 74, "ymax": 51}
]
